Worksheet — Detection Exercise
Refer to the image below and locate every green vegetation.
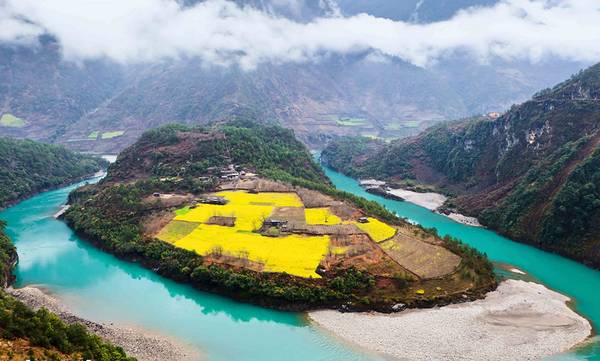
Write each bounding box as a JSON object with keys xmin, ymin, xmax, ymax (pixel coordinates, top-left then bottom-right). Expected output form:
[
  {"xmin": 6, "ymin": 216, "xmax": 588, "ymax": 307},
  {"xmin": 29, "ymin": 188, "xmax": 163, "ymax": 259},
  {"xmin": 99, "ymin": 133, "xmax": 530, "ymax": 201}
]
[
  {"xmin": 322, "ymin": 63, "xmax": 600, "ymax": 268},
  {"xmin": 0, "ymin": 222, "xmax": 135, "ymax": 360},
  {"xmin": 321, "ymin": 136, "xmax": 382, "ymax": 178},
  {"xmin": 0, "ymin": 114, "xmax": 27, "ymax": 128},
  {"xmin": 64, "ymin": 184, "xmax": 359, "ymax": 308},
  {"xmin": 0, "ymin": 137, "xmax": 108, "ymax": 208},
  {"xmin": 385, "ymin": 121, "xmax": 420, "ymax": 130},
  {"xmin": 101, "ymin": 131, "xmax": 125, "ymax": 139},
  {"xmin": 330, "ymin": 116, "xmax": 368, "ymax": 127},
  {"xmin": 65, "ymin": 122, "xmax": 495, "ymax": 310},
  {"xmin": 539, "ymin": 147, "xmax": 600, "ymax": 264},
  {"xmin": 110, "ymin": 122, "xmax": 326, "ymax": 185},
  {"xmin": 88, "ymin": 131, "xmax": 100, "ymax": 140},
  {"xmin": 0, "ymin": 221, "xmax": 16, "ymax": 287}
]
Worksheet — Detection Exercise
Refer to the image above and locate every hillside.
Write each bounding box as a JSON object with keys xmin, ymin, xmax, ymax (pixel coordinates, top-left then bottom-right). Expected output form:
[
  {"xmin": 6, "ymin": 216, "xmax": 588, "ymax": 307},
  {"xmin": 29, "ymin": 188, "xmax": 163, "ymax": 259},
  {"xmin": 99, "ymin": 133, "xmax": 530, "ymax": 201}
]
[
  {"xmin": 322, "ymin": 64, "xmax": 600, "ymax": 268},
  {"xmin": 0, "ymin": 0, "xmax": 586, "ymax": 153},
  {"xmin": 64, "ymin": 123, "xmax": 495, "ymax": 312},
  {"xmin": 0, "ymin": 222, "xmax": 135, "ymax": 361},
  {"xmin": 0, "ymin": 137, "xmax": 108, "ymax": 208}
]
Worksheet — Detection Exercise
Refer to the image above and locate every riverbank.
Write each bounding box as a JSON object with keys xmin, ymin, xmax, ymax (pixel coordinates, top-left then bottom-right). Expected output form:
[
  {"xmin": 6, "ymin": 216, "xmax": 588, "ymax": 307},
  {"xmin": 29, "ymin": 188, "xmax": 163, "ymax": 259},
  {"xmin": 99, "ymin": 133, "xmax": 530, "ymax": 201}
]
[
  {"xmin": 309, "ymin": 280, "xmax": 591, "ymax": 361},
  {"xmin": 357, "ymin": 178, "xmax": 482, "ymax": 227},
  {"xmin": 7, "ymin": 286, "xmax": 202, "ymax": 361},
  {"xmin": 385, "ymin": 187, "xmax": 481, "ymax": 227},
  {"xmin": 387, "ymin": 188, "xmax": 447, "ymax": 210}
]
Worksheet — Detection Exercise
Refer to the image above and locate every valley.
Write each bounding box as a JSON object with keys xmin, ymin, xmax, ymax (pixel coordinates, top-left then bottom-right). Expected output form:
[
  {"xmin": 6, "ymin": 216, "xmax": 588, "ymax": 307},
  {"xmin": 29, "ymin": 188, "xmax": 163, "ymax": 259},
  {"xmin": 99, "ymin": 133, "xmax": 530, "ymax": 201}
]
[
  {"xmin": 1, "ymin": 1, "xmax": 599, "ymax": 360},
  {"xmin": 0, "ymin": 156, "xmax": 597, "ymax": 361},
  {"xmin": 322, "ymin": 63, "xmax": 600, "ymax": 269}
]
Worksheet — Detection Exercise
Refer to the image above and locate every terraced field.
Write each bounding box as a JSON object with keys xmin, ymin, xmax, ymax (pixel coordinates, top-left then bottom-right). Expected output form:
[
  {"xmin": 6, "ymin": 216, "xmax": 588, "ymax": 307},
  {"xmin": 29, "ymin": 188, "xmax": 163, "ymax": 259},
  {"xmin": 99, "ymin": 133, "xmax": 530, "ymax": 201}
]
[
  {"xmin": 354, "ymin": 218, "xmax": 397, "ymax": 242},
  {"xmin": 156, "ymin": 189, "xmax": 460, "ymax": 281},
  {"xmin": 101, "ymin": 131, "xmax": 125, "ymax": 139},
  {"xmin": 162, "ymin": 191, "xmax": 329, "ymax": 278},
  {"xmin": 305, "ymin": 208, "xmax": 341, "ymax": 225}
]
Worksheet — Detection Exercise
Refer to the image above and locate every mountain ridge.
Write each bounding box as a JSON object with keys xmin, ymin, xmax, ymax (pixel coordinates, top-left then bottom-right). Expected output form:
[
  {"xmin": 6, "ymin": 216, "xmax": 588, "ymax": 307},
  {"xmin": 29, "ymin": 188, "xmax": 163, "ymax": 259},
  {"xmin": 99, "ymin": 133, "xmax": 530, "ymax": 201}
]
[{"xmin": 322, "ymin": 63, "xmax": 600, "ymax": 268}]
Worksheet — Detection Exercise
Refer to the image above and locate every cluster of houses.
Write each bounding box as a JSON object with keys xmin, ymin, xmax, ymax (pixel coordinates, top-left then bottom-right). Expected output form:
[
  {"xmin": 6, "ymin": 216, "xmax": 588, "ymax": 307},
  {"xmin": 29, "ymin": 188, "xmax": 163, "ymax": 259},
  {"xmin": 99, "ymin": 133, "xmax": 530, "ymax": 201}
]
[{"xmin": 218, "ymin": 164, "xmax": 257, "ymax": 181}]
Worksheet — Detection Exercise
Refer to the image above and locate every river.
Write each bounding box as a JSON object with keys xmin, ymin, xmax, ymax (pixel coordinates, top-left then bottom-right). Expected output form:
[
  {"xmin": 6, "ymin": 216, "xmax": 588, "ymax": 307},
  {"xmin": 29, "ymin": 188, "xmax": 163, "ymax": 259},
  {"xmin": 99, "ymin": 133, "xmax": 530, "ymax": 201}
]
[{"xmin": 0, "ymin": 168, "xmax": 599, "ymax": 360}]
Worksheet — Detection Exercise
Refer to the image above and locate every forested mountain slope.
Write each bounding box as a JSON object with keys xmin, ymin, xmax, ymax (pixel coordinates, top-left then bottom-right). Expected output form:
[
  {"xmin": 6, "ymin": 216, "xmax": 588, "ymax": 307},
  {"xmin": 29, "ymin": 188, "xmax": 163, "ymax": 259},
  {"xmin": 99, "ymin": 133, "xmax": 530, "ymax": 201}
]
[
  {"xmin": 322, "ymin": 63, "xmax": 600, "ymax": 268},
  {"xmin": 0, "ymin": 137, "xmax": 108, "ymax": 208}
]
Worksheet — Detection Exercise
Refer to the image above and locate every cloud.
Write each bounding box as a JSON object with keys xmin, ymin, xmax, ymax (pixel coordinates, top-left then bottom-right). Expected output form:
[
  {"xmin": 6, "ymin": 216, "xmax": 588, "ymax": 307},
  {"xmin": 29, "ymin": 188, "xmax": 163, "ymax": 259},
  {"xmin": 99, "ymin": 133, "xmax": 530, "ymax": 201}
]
[{"xmin": 0, "ymin": 0, "xmax": 599, "ymax": 69}]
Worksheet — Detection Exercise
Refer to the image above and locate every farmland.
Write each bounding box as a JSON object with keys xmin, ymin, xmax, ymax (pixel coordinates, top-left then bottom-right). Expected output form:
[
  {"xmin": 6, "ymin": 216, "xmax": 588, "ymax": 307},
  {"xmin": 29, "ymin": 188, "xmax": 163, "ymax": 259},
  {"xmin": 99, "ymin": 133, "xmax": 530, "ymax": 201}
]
[
  {"xmin": 0, "ymin": 113, "xmax": 27, "ymax": 127},
  {"xmin": 354, "ymin": 217, "xmax": 397, "ymax": 242},
  {"xmin": 101, "ymin": 131, "xmax": 125, "ymax": 139},
  {"xmin": 156, "ymin": 189, "xmax": 457, "ymax": 282},
  {"xmin": 331, "ymin": 116, "xmax": 368, "ymax": 127},
  {"xmin": 305, "ymin": 207, "xmax": 341, "ymax": 225},
  {"xmin": 162, "ymin": 191, "xmax": 330, "ymax": 278},
  {"xmin": 65, "ymin": 123, "xmax": 496, "ymax": 311}
]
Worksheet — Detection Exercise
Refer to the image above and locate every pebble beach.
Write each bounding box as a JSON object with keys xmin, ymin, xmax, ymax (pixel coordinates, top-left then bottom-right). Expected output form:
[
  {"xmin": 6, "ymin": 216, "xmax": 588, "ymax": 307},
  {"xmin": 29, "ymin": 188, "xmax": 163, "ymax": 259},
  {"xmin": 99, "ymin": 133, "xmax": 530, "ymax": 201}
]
[{"xmin": 310, "ymin": 280, "xmax": 591, "ymax": 361}]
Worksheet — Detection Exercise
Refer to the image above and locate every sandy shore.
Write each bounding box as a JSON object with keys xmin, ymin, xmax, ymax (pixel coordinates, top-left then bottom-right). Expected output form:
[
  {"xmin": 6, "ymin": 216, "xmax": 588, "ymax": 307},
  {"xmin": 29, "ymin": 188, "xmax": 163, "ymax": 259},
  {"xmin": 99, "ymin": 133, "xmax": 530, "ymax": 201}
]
[
  {"xmin": 386, "ymin": 187, "xmax": 482, "ymax": 227},
  {"xmin": 446, "ymin": 212, "xmax": 481, "ymax": 227},
  {"xmin": 7, "ymin": 286, "xmax": 202, "ymax": 361},
  {"xmin": 310, "ymin": 280, "xmax": 591, "ymax": 361},
  {"xmin": 387, "ymin": 188, "xmax": 447, "ymax": 210}
]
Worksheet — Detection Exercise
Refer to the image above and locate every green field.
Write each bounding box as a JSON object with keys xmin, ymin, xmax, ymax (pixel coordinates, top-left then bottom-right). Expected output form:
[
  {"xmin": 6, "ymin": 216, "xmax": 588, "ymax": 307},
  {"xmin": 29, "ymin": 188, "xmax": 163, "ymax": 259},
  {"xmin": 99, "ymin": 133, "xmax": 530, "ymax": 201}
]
[
  {"xmin": 385, "ymin": 121, "xmax": 420, "ymax": 130},
  {"xmin": 336, "ymin": 117, "xmax": 367, "ymax": 126},
  {"xmin": 362, "ymin": 134, "xmax": 380, "ymax": 140},
  {"xmin": 101, "ymin": 131, "xmax": 125, "ymax": 139},
  {"xmin": 0, "ymin": 114, "xmax": 27, "ymax": 128},
  {"xmin": 88, "ymin": 131, "xmax": 99, "ymax": 140}
]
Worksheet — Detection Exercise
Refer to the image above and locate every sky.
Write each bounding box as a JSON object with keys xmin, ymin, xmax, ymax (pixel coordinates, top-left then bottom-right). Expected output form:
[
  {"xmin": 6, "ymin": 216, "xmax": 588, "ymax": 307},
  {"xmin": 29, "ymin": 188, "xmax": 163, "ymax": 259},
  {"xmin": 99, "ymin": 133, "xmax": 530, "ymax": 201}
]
[{"xmin": 1, "ymin": 0, "xmax": 599, "ymax": 69}]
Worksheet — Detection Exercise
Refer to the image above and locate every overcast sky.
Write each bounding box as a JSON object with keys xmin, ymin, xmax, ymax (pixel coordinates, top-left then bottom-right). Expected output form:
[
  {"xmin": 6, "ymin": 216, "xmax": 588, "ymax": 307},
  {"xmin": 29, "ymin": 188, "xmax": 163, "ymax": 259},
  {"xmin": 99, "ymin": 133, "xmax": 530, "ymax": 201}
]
[{"xmin": 1, "ymin": 0, "xmax": 599, "ymax": 69}]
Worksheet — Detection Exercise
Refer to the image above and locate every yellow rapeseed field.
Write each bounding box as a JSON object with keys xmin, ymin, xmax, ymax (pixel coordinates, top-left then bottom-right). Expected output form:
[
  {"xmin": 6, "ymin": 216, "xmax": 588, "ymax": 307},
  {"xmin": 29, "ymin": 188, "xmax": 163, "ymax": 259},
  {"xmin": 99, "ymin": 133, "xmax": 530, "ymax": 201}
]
[
  {"xmin": 175, "ymin": 203, "xmax": 272, "ymax": 231},
  {"xmin": 304, "ymin": 207, "xmax": 341, "ymax": 225},
  {"xmin": 175, "ymin": 191, "xmax": 303, "ymax": 231},
  {"xmin": 175, "ymin": 224, "xmax": 329, "ymax": 278},
  {"xmin": 215, "ymin": 191, "xmax": 303, "ymax": 207},
  {"xmin": 160, "ymin": 191, "xmax": 398, "ymax": 277},
  {"xmin": 353, "ymin": 217, "xmax": 396, "ymax": 242},
  {"xmin": 166, "ymin": 191, "xmax": 329, "ymax": 277}
]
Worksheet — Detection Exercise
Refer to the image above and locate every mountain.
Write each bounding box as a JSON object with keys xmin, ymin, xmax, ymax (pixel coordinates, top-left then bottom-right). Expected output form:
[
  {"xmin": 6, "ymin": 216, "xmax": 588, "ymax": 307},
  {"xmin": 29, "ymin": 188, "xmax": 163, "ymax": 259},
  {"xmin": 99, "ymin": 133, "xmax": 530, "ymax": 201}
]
[
  {"xmin": 0, "ymin": 36, "xmax": 123, "ymax": 143},
  {"xmin": 0, "ymin": 137, "xmax": 108, "ymax": 208},
  {"xmin": 0, "ymin": 1, "xmax": 587, "ymax": 153},
  {"xmin": 322, "ymin": 63, "xmax": 600, "ymax": 268},
  {"xmin": 64, "ymin": 122, "xmax": 495, "ymax": 311}
]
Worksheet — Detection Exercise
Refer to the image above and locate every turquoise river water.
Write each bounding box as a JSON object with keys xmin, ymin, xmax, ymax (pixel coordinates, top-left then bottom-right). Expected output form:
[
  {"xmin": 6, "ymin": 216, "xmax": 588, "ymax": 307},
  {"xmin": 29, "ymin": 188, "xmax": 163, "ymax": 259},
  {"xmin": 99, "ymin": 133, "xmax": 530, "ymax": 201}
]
[{"xmin": 0, "ymin": 167, "xmax": 598, "ymax": 360}]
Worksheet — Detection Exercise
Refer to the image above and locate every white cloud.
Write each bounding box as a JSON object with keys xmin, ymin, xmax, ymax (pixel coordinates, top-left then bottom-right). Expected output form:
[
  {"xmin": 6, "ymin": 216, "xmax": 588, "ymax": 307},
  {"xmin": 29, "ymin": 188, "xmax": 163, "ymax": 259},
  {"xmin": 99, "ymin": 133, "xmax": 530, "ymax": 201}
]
[{"xmin": 1, "ymin": 0, "xmax": 599, "ymax": 69}]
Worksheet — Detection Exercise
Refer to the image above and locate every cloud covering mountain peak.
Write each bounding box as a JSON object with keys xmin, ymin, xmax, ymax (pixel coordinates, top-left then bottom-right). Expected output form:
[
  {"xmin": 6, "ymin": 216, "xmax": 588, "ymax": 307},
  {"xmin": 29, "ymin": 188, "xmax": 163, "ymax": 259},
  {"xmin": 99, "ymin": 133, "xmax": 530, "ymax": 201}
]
[{"xmin": 1, "ymin": 0, "xmax": 599, "ymax": 69}]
